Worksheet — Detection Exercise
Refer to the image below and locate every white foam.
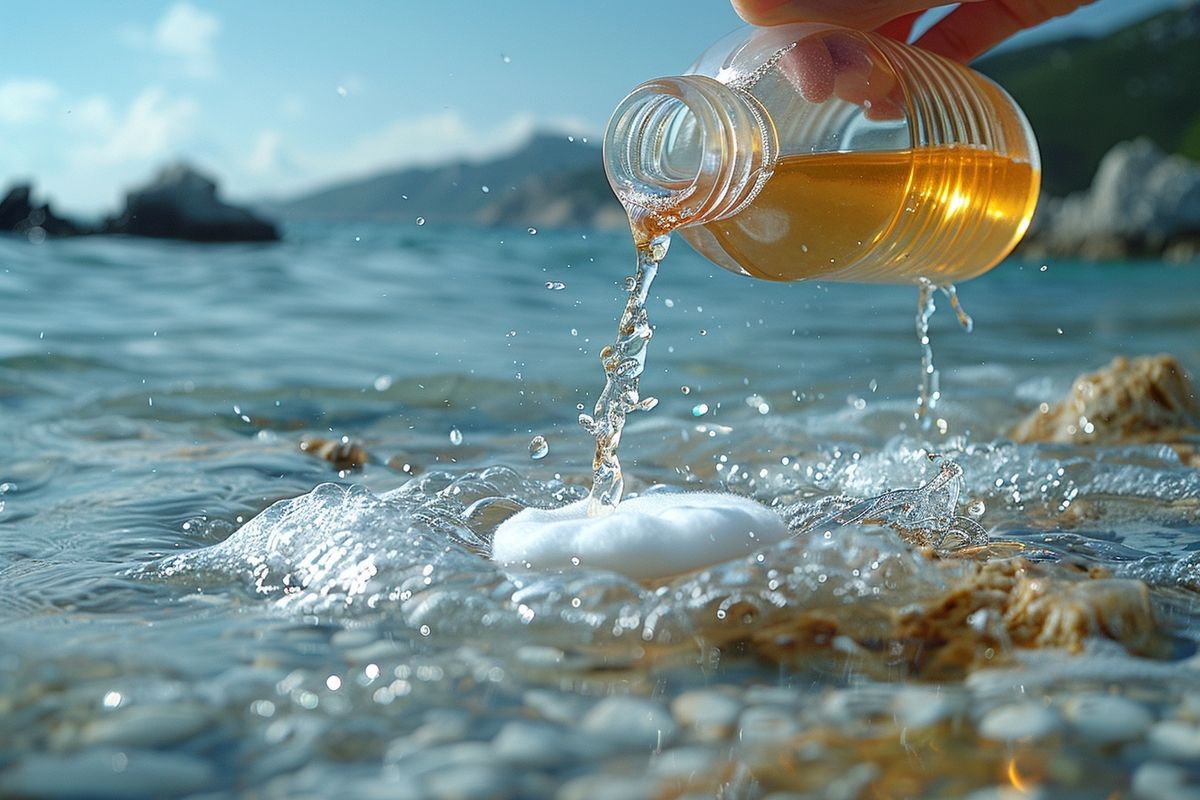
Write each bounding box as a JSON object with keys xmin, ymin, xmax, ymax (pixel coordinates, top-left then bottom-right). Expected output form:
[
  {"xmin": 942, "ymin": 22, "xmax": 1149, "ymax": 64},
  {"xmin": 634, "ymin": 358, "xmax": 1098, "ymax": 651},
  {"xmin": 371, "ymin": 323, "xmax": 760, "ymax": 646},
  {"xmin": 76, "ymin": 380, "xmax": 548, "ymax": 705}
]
[{"xmin": 492, "ymin": 492, "xmax": 791, "ymax": 580}]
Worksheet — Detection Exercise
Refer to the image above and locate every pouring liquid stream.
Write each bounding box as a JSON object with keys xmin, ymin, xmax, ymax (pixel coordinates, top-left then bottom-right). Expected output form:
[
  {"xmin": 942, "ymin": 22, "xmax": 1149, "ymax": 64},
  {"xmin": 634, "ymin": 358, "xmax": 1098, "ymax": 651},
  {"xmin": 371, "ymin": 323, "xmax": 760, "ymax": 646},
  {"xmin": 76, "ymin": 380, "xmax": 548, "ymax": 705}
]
[{"xmin": 579, "ymin": 234, "xmax": 669, "ymax": 516}]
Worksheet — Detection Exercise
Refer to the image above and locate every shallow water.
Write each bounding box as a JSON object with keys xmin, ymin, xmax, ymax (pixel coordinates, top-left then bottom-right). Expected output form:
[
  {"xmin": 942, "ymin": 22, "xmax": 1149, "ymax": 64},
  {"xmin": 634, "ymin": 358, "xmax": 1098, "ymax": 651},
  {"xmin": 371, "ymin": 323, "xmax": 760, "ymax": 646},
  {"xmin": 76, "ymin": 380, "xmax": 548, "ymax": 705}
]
[{"xmin": 2, "ymin": 225, "xmax": 1200, "ymax": 798}]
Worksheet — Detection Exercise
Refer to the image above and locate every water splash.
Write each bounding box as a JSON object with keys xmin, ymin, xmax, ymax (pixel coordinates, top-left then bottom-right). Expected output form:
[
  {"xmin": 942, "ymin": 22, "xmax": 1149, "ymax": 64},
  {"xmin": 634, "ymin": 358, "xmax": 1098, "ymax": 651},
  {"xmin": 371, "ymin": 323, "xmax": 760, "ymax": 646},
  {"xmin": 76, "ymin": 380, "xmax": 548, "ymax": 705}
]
[
  {"xmin": 579, "ymin": 237, "xmax": 669, "ymax": 515},
  {"xmin": 914, "ymin": 278, "xmax": 974, "ymax": 430}
]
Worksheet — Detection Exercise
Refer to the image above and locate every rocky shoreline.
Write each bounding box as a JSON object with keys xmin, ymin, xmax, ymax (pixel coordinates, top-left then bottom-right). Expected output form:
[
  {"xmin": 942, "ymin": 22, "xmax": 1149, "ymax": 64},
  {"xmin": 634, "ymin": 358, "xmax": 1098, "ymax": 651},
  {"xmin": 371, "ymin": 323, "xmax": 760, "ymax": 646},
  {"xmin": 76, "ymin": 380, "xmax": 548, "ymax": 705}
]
[
  {"xmin": 1019, "ymin": 139, "xmax": 1200, "ymax": 262},
  {"xmin": 1, "ymin": 163, "xmax": 279, "ymax": 244}
]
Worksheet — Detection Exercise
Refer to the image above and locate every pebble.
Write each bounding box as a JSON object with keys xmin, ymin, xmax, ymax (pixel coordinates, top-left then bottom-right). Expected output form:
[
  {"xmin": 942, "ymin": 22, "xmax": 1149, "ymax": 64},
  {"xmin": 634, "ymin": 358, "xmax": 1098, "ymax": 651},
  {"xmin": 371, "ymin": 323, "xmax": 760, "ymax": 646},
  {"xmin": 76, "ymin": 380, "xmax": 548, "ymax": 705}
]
[
  {"xmin": 892, "ymin": 687, "xmax": 959, "ymax": 729},
  {"xmin": 80, "ymin": 703, "xmax": 214, "ymax": 748},
  {"xmin": 649, "ymin": 745, "xmax": 722, "ymax": 778},
  {"xmin": 424, "ymin": 763, "xmax": 519, "ymax": 800},
  {"xmin": 581, "ymin": 696, "xmax": 677, "ymax": 751},
  {"xmin": 737, "ymin": 705, "xmax": 802, "ymax": 747},
  {"xmin": 524, "ymin": 689, "xmax": 594, "ymax": 726},
  {"xmin": 557, "ymin": 774, "xmax": 661, "ymax": 800},
  {"xmin": 670, "ymin": 690, "xmax": 743, "ymax": 742},
  {"xmin": 0, "ymin": 748, "xmax": 214, "ymax": 798},
  {"xmin": 1061, "ymin": 694, "xmax": 1154, "ymax": 744},
  {"xmin": 1148, "ymin": 720, "xmax": 1200, "ymax": 761},
  {"xmin": 978, "ymin": 703, "xmax": 1062, "ymax": 742},
  {"xmin": 492, "ymin": 720, "xmax": 583, "ymax": 768},
  {"xmin": 1132, "ymin": 761, "xmax": 1200, "ymax": 800}
]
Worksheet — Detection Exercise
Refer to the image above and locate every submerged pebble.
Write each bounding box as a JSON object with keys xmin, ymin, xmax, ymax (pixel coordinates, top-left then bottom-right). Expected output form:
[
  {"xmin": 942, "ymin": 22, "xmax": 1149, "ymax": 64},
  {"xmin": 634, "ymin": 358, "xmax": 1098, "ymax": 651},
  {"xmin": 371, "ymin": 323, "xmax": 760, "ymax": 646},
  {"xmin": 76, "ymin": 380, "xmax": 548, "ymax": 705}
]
[
  {"xmin": 1062, "ymin": 694, "xmax": 1154, "ymax": 744},
  {"xmin": 978, "ymin": 703, "xmax": 1063, "ymax": 742},
  {"xmin": 581, "ymin": 696, "xmax": 677, "ymax": 751},
  {"xmin": 0, "ymin": 748, "xmax": 214, "ymax": 799}
]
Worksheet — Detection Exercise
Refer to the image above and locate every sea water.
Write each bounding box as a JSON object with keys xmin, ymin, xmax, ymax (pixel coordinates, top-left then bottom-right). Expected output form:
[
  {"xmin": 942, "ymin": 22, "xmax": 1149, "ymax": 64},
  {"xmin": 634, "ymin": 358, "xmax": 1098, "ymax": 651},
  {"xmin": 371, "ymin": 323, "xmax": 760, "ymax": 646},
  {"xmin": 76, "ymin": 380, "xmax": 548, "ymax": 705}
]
[{"xmin": 2, "ymin": 225, "xmax": 1199, "ymax": 797}]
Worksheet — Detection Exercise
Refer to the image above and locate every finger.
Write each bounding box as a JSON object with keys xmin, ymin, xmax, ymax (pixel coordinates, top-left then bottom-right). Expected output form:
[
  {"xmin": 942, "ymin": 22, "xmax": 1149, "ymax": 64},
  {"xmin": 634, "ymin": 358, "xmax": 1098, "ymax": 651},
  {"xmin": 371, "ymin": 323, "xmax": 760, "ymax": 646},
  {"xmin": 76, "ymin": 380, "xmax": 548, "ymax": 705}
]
[
  {"xmin": 731, "ymin": 0, "xmax": 980, "ymax": 31},
  {"xmin": 778, "ymin": 37, "xmax": 835, "ymax": 103},
  {"xmin": 914, "ymin": 0, "xmax": 1094, "ymax": 62},
  {"xmin": 873, "ymin": 10, "xmax": 924, "ymax": 42}
]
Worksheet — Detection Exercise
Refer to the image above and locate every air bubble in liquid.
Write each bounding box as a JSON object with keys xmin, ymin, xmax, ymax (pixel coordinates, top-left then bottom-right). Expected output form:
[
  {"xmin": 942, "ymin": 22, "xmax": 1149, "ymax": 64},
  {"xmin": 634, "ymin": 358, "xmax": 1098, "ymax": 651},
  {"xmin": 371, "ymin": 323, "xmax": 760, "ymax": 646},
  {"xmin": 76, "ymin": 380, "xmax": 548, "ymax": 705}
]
[{"xmin": 449, "ymin": 429, "xmax": 463, "ymax": 446}]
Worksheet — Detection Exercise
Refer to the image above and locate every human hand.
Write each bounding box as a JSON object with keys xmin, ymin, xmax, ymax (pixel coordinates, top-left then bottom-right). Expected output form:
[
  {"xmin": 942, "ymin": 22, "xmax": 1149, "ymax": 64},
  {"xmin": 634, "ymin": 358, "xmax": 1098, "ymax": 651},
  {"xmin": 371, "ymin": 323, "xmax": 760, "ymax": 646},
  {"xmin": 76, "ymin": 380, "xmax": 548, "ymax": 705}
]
[{"xmin": 731, "ymin": 0, "xmax": 1095, "ymax": 63}]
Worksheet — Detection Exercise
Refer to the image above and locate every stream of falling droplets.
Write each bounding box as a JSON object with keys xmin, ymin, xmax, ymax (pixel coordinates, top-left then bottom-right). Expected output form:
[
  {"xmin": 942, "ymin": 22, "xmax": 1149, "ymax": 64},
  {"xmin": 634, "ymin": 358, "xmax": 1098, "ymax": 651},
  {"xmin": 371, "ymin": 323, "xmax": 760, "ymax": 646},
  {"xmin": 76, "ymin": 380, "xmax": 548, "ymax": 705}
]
[
  {"xmin": 579, "ymin": 235, "xmax": 669, "ymax": 516},
  {"xmin": 915, "ymin": 278, "xmax": 974, "ymax": 431}
]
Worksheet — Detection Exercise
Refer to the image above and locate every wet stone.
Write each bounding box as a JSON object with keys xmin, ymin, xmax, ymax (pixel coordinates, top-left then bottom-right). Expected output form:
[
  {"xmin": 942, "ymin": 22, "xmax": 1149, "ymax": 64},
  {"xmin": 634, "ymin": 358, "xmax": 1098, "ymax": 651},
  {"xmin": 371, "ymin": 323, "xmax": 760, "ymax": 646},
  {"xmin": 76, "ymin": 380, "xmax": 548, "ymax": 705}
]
[
  {"xmin": 0, "ymin": 748, "xmax": 214, "ymax": 799},
  {"xmin": 978, "ymin": 703, "xmax": 1063, "ymax": 742},
  {"xmin": 556, "ymin": 774, "xmax": 662, "ymax": 800},
  {"xmin": 670, "ymin": 689, "xmax": 743, "ymax": 742},
  {"xmin": 1062, "ymin": 694, "xmax": 1154, "ymax": 744},
  {"xmin": 892, "ymin": 686, "xmax": 960, "ymax": 729},
  {"xmin": 524, "ymin": 689, "xmax": 595, "ymax": 726},
  {"xmin": 1132, "ymin": 761, "xmax": 1200, "ymax": 800},
  {"xmin": 491, "ymin": 720, "xmax": 584, "ymax": 769},
  {"xmin": 649, "ymin": 745, "xmax": 724, "ymax": 778},
  {"xmin": 737, "ymin": 705, "xmax": 802, "ymax": 747},
  {"xmin": 580, "ymin": 696, "xmax": 677, "ymax": 751},
  {"xmin": 1148, "ymin": 720, "xmax": 1200, "ymax": 761},
  {"xmin": 424, "ymin": 763, "xmax": 520, "ymax": 800},
  {"xmin": 80, "ymin": 703, "xmax": 214, "ymax": 748}
]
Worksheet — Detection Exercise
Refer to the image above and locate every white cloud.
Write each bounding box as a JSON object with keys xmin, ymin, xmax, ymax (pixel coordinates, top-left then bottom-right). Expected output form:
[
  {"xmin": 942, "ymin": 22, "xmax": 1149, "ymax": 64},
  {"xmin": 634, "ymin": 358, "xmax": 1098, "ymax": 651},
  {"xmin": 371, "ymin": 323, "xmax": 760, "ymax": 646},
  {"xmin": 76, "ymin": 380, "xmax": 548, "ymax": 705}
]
[
  {"xmin": 0, "ymin": 79, "xmax": 61, "ymax": 125},
  {"xmin": 329, "ymin": 110, "xmax": 591, "ymax": 179},
  {"xmin": 246, "ymin": 130, "xmax": 282, "ymax": 174},
  {"xmin": 72, "ymin": 88, "xmax": 198, "ymax": 166},
  {"xmin": 122, "ymin": 2, "xmax": 220, "ymax": 77}
]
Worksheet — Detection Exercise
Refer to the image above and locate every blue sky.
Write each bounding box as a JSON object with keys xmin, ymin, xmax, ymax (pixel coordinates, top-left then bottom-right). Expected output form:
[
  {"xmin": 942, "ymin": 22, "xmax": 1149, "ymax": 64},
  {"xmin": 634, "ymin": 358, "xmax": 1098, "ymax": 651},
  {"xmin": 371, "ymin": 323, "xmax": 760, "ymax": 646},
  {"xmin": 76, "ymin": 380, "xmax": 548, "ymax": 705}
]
[{"xmin": 1, "ymin": 0, "xmax": 1177, "ymax": 215}]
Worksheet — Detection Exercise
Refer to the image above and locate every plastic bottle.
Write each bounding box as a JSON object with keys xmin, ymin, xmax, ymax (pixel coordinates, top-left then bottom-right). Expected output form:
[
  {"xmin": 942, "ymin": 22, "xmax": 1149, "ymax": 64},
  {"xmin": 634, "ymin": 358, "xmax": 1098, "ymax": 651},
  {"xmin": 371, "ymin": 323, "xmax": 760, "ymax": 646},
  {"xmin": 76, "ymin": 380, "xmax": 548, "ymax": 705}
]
[{"xmin": 602, "ymin": 24, "xmax": 1040, "ymax": 284}]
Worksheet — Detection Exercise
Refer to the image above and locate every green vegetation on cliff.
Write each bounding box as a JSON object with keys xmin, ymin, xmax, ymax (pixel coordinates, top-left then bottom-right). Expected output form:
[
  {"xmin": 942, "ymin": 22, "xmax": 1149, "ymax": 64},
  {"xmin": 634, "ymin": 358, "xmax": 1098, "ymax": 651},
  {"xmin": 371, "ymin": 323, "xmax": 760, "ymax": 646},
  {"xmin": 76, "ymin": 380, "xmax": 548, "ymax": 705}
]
[{"xmin": 976, "ymin": 4, "xmax": 1200, "ymax": 195}]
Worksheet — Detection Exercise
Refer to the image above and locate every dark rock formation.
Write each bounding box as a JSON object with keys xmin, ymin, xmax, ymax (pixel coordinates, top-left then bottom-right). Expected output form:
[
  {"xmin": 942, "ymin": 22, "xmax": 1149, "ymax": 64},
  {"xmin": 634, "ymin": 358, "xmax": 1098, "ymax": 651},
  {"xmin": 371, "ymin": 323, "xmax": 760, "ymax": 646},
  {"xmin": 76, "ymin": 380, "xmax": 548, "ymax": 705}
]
[
  {"xmin": 0, "ymin": 184, "xmax": 86, "ymax": 237},
  {"xmin": 104, "ymin": 163, "xmax": 279, "ymax": 243},
  {"xmin": 1020, "ymin": 139, "xmax": 1200, "ymax": 261}
]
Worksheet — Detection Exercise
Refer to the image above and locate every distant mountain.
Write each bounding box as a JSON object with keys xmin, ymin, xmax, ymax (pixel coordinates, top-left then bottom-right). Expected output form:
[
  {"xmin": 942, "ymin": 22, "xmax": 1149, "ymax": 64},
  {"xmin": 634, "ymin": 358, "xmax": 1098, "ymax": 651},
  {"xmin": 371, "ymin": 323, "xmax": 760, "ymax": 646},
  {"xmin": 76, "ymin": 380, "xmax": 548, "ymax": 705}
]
[
  {"xmin": 977, "ymin": 3, "xmax": 1200, "ymax": 195},
  {"xmin": 274, "ymin": 133, "xmax": 624, "ymax": 229}
]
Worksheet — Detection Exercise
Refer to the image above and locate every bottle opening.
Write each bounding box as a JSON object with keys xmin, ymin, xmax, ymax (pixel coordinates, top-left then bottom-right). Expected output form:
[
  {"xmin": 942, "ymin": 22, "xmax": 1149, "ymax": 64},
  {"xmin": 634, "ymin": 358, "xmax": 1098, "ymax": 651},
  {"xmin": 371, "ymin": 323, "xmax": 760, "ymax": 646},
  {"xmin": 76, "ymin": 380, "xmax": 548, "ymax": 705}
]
[
  {"xmin": 624, "ymin": 93, "xmax": 707, "ymax": 190},
  {"xmin": 604, "ymin": 75, "xmax": 776, "ymax": 233}
]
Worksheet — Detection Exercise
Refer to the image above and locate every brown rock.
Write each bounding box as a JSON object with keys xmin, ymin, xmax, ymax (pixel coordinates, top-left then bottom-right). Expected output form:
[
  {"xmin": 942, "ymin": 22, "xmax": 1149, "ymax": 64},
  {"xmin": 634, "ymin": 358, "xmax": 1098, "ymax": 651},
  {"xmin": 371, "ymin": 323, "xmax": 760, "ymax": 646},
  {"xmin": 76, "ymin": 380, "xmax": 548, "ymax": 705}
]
[
  {"xmin": 715, "ymin": 558, "xmax": 1165, "ymax": 680},
  {"xmin": 1010, "ymin": 355, "xmax": 1200, "ymax": 455},
  {"xmin": 299, "ymin": 436, "xmax": 370, "ymax": 472}
]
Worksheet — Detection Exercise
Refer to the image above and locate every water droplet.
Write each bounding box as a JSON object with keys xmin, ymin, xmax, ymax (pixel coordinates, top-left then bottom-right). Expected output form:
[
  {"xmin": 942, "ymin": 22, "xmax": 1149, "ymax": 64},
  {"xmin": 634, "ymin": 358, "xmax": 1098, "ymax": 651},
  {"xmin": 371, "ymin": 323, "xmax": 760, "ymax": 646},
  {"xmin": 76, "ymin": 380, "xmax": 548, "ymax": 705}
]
[
  {"xmin": 326, "ymin": 675, "xmax": 342, "ymax": 691},
  {"xmin": 336, "ymin": 85, "xmax": 347, "ymax": 97},
  {"xmin": 415, "ymin": 216, "xmax": 426, "ymax": 226},
  {"xmin": 449, "ymin": 428, "xmax": 463, "ymax": 446},
  {"xmin": 419, "ymin": 624, "xmax": 431, "ymax": 636},
  {"xmin": 1040, "ymin": 264, "xmax": 1048, "ymax": 272},
  {"xmin": 528, "ymin": 435, "xmax": 549, "ymax": 460},
  {"xmin": 545, "ymin": 281, "xmax": 566, "ymax": 290},
  {"xmin": 373, "ymin": 375, "xmax": 392, "ymax": 391},
  {"xmin": 698, "ymin": 329, "xmax": 707, "ymax": 336},
  {"xmin": 680, "ymin": 385, "xmax": 691, "ymax": 395},
  {"xmin": 481, "ymin": 185, "xmax": 490, "ymax": 193},
  {"xmin": 569, "ymin": 328, "xmax": 578, "ymax": 336},
  {"xmin": 527, "ymin": 227, "xmax": 538, "ymax": 235},
  {"xmin": 692, "ymin": 403, "xmax": 709, "ymax": 417},
  {"xmin": 664, "ymin": 298, "xmax": 674, "ymax": 308},
  {"xmin": 501, "ymin": 54, "xmax": 511, "ymax": 63},
  {"xmin": 968, "ymin": 499, "xmax": 986, "ymax": 517}
]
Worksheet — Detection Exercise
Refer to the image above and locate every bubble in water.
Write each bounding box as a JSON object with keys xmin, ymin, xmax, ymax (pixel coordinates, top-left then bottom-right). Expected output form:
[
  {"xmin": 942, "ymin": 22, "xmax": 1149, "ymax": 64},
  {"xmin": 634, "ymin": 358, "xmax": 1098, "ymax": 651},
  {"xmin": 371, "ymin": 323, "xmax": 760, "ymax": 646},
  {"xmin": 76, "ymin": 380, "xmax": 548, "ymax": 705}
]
[
  {"xmin": 528, "ymin": 435, "xmax": 549, "ymax": 460},
  {"xmin": 481, "ymin": 185, "xmax": 490, "ymax": 193},
  {"xmin": 692, "ymin": 403, "xmax": 710, "ymax": 417},
  {"xmin": 527, "ymin": 227, "xmax": 538, "ymax": 235},
  {"xmin": 545, "ymin": 281, "xmax": 566, "ymax": 291},
  {"xmin": 968, "ymin": 499, "xmax": 986, "ymax": 517},
  {"xmin": 449, "ymin": 428, "xmax": 463, "ymax": 446},
  {"xmin": 415, "ymin": 217, "xmax": 426, "ymax": 226},
  {"xmin": 680, "ymin": 386, "xmax": 691, "ymax": 395}
]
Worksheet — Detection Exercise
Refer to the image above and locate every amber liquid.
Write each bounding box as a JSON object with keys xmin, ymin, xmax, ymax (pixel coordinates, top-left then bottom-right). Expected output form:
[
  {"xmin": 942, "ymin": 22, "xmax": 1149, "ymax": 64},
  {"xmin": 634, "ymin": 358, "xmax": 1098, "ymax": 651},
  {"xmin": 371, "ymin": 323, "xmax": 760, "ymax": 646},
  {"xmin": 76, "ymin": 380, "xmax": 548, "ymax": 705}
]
[{"xmin": 674, "ymin": 146, "xmax": 1039, "ymax": 284}]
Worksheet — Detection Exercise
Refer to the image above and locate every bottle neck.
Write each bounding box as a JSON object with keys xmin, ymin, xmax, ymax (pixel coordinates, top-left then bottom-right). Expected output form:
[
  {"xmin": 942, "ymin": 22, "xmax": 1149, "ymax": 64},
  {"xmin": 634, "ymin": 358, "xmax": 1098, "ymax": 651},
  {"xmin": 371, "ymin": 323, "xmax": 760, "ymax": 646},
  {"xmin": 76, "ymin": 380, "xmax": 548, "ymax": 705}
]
[{"xmin": 603, "ymin": 75, "xmax": 777, "ymax": 240}]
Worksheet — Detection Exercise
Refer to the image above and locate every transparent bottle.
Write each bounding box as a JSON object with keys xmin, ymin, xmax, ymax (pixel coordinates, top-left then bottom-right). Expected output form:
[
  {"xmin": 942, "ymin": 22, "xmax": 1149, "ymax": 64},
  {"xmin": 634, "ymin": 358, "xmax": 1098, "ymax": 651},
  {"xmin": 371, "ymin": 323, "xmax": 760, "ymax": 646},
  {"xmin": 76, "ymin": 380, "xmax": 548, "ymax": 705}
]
[{"xmin": 603, "ymin": 24, "xmax": 1040, "ymax": 284}]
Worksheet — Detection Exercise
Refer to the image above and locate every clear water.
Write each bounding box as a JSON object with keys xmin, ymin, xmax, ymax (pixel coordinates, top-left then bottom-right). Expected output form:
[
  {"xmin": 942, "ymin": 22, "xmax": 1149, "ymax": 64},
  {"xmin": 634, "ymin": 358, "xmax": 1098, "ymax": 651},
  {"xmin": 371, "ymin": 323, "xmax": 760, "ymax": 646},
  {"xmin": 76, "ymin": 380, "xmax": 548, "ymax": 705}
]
[{"xmin": 2, "ymin": 225, "xmax": 1200, "ymax": 797}]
